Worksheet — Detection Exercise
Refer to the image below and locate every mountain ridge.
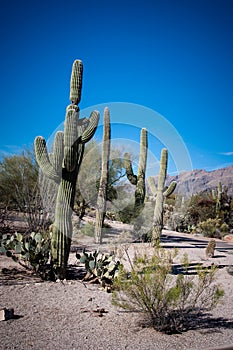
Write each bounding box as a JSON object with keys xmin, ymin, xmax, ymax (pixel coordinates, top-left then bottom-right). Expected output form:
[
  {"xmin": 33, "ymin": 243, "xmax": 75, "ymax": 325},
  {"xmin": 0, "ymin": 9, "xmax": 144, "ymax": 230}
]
[{"xmin": 163, "ymin": 165, "xmax": 233, "ymax": 197}]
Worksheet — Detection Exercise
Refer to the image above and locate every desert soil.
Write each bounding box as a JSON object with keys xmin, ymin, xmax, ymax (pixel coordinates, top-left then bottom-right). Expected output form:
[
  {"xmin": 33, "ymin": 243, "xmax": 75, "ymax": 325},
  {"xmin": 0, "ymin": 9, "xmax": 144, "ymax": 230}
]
[{"xmin": 1, "ymin": 221, "xmax": 233, "ymax": 350}]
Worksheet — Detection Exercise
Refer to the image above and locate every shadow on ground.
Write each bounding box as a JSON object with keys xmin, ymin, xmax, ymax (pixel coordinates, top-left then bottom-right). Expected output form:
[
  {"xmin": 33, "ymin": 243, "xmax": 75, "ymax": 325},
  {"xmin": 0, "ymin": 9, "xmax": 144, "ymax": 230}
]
[{"xmin": 138, "ymin": 312, "xmax": 233, "ymax": 334}]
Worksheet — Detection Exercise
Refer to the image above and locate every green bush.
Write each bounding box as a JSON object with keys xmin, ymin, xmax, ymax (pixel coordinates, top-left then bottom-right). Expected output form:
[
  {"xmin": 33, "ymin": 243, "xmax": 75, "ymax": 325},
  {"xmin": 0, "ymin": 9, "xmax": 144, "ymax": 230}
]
[
  {"xmin": 197, "ymin": 218, "xmax": 228, "ymax": 238},
  {"xmin": 112, "ymin": 246, "xmax": 224, "ymax": 333},
  {"xmin": 0, "ymin": 231, "xmax": 51, "ymax": 279},
  {"xmin": 220, "ymin": 222, "xmax": 229, "ymax": 233},
  {"xmin": 118, "ymin": 203, "xmax": 135, "ymax": 224},
  {"xmin": 80, "ymin": 222, "xmax": 95, "ymax": 237},
  {"xmin": 76, "ymin": 249, "xmax": 121, "ymax": 291}
]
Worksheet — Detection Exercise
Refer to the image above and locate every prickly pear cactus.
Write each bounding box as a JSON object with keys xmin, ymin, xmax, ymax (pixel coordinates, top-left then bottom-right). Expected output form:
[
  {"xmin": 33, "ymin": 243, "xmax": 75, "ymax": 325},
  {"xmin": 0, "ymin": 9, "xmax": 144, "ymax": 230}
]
[
  {"xmin": 34, "ymin": 60, "xmax": 99, "ymax": 279},
  {"xmin": 76, "ymin": 249, "xmax": 121, "ymax": 290},
  {"xmin": 0, "ymin": 232, "xmax": 51, "ymax": 278}
]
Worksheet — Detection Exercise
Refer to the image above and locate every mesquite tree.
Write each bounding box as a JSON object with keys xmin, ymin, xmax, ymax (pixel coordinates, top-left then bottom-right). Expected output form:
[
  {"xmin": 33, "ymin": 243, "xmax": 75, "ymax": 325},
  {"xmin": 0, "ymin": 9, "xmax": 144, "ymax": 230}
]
[
  {"xmin": 95, "ymin": 107, "xmax": 111, "ymax": 244},
  {"xmin": 34, "ymin": 60, "xmax": 99, "ymax": 279}
]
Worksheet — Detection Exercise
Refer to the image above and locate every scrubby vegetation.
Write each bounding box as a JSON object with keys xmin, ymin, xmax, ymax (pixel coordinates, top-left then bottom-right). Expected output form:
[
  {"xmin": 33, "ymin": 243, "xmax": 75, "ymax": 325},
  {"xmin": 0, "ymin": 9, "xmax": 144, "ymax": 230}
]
[
  {"xmin": 112, "ymin": 246, "xmax": 224, "ymax": 334},
  {"xmin": 197, "ymin": 218, "xmax": 229, "ymax": 238},
  {"xmin": 162, "ymin": 187, "xmax": 232, "ymax": 237},
  {"xmin": 0, "ymin": 150, "xmax": 51, "ymax": 235},
  {"xmin": 0, "ymin": 231, "xmax": 51, "ymax": 279}
]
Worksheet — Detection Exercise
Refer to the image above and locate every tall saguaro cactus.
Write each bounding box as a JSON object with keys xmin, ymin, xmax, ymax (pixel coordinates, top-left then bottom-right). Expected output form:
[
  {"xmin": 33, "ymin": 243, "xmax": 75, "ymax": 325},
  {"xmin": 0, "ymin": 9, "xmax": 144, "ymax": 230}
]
[
  {"xmin": 34, "ymin": 60, "xmax": 99, "ymax": 279},
  {"xmin": 124, "ymin": 128, "xmax": 148, "ymax": 225},
  {"xmin": 95, "ymin": 107, "xmax": 111, "ymax": 244},
  {"xmin": 148, "ymin": 148, "xmax": 176, "ymax": 243}
]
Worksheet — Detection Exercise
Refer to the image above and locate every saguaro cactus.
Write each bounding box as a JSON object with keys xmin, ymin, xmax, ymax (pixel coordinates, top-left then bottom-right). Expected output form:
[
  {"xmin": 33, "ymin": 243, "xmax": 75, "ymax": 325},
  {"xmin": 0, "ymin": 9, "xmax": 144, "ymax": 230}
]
[
  {"xmin": 212, "ymin": 181, "xmax": 223, "ymax": 219},
  {"xmin": 148, "ymin": 148, "xmax": 176, "ymax": 243},
  {"xmin": 124, "ymin": 128, "xmax": 148, "ymax": 225},
  {"xmin": 34, "ymin": 60, "xmax": 99, "ymax": 279},
  {"xmin": 95, "ymin": 107, "xmax": 111, "ymax": 244}
]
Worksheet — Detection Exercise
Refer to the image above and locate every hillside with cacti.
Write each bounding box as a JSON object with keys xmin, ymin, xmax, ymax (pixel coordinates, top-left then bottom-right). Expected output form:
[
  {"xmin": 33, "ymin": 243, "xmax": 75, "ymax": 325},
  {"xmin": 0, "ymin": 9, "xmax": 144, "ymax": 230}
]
[{"xmin": 162, "ymin": 165, "xmax": 233, "ymax": 197}]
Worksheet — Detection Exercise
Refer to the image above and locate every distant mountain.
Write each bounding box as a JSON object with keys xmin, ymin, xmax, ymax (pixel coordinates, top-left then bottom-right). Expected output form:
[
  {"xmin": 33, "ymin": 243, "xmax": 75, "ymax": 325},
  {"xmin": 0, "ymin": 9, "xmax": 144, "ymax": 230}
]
[{"xmin": 156, "ymin": 165, "xmax": 233, "ymax": 198}]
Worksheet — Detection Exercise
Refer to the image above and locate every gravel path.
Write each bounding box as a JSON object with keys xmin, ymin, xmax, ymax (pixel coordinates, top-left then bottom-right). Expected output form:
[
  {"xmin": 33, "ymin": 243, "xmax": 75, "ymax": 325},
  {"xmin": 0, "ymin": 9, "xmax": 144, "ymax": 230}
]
[{"xmin": 1, "ymin": 229, "xmax": 233, "ymax": 350}]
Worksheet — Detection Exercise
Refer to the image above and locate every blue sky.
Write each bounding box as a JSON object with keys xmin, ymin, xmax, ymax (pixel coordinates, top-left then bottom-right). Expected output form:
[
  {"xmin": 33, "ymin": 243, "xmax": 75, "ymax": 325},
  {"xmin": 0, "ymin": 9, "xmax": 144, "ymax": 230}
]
[{"xmin": 1, "ymin": 0, "xmax": 233, "ymax": 174}]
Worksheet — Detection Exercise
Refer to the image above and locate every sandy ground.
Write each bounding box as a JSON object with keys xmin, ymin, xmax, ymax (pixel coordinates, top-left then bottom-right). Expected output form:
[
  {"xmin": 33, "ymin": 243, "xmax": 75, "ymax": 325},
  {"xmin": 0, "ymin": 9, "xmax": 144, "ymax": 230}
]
[{"xmin": 1, "ymin": 224, "xmax": 233, "ymax": 350}]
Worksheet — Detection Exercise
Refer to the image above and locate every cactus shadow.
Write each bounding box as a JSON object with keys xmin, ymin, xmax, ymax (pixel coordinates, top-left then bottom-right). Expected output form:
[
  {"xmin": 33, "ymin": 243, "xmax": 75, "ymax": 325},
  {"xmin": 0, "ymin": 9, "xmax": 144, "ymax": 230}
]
[
  {"xmin": 66, "ymin": 264, "xmax": 87, "ymax": 280},
  {"xmin": 11, "ymin": 314, "xmax": 24, "ymax": 320},
  {"xmin": 0, "ymin": 267, "xmax": 43, "ymax": 286},
  {"xmin": 161, "ymin": 234, "xmax": 208, "ymax": 248},
  {"xmin": 171, "ymin": 262, "xmax": 227, "ymax": 275},
  {"xmin": 161, "ymin": 233, "xmax": 233, "ymax": 255},
  {"xmin": 214, "ymin": 254, "xmax": 227, "ymax": 258}
]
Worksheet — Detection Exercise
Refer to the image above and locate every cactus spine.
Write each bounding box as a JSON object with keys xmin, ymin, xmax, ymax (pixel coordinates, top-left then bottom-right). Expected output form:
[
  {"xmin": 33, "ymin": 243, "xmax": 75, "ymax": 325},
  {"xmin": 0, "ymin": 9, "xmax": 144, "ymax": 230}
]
[
  {"xmin": 148, "ymin": 148, "xmax": 176, "ymax": 243},
  {"xmin": 124, "ymin": 128, "xmax": 148, "ymax": 224},
  {"xmin": 34, "ymin": 60, "xmax": 99, "ymax": 279},
  {"xmin": 95, "ymin": 107, "xmax": 111, "ymax": 244}
]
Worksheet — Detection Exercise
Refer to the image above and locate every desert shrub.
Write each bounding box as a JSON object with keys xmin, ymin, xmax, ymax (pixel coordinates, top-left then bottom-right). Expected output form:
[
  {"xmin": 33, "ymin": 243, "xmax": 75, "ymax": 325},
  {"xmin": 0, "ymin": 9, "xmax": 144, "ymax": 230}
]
[
  {"xmin": 0, "ymin": 151, "xmax": 52, "ymax": 233},
  {"xmin": 117, "ymin": 203, "xmax": 135, "ymax": 224},
  {"xmin": 164, "ymin": 195, "xmax": 197, "ymax": 233},
  {"xmin": 197, "ymin": 218, "xmax": 228, "ymax": 238},
  {"xmin": 0, "ymin": 207, "xmax": 13, "ymax": 236},
  {"xmin": 105, "ymin": 211, "xmax": 117, "ymax": 221},
  {"xmin": 0, "ymin": 231, "xmax": 51, "ymax": 279},
  {"xmin": 0, "ymin": 151, "xmax": 38, "ymax": 210},
  {"xmin": 77, "ymin": 141, "xmax": 126, "ymax": 216},
  {"xmin": 80, "ymin": 222, "xmax": 95, "ymax": 237},
  {"xmin": 112, "ymin": 246, "xmax": 224, "ymax": 334},
  {"xmin": 220, "ymin": 222, "xmax": 229, "ymax": 233},
  {"xmin": 117, "ymin": 201, "xmax": 154, "ymax": 241},
  {"xmin": 185, "ymin": 192, "xmax": 216, "ymax": 227}
]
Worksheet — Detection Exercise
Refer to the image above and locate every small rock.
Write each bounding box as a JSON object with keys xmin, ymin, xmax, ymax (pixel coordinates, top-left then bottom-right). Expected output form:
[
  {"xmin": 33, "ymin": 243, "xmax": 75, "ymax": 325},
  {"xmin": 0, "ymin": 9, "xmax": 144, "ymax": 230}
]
[
  {"xmin": 227, "ymin": 265, "xmax": 233, "ymax": 276},
  {"xmin": 0, "ymin": 308, "xmax": 14, "ymax": 321},
  {"xmin": 223, "ymin": 234, "xmax": 233, "ymax": 243}
]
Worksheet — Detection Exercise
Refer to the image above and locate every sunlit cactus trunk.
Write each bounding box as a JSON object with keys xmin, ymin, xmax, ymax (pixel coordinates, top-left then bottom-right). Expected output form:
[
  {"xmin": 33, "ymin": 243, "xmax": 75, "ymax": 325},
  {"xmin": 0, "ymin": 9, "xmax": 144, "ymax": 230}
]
[
  {"xmin": 148, "ymin": 148, "xmax": 176, "ymax": 243},
  {"xmin": 34, "ymin": 60, "xmax": 99, "ymax": 279},
  {"xmin": 95, "ymin": 107, "xmax": 111, "ymax": 244},
  {"xmin": 124, "ymin": 128, "xmax": 148, "ymax": 229},
  {"xmin": 51, "ymin": 173, "xmax": 77, "ymax": 275}
]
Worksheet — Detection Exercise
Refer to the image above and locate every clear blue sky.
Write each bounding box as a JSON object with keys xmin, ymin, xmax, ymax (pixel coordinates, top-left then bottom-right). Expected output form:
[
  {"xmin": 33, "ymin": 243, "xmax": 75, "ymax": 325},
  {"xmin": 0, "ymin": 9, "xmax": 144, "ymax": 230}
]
[{"xmin": 1, "ymin": 0, "xmax": 233, "ymax": 174}]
